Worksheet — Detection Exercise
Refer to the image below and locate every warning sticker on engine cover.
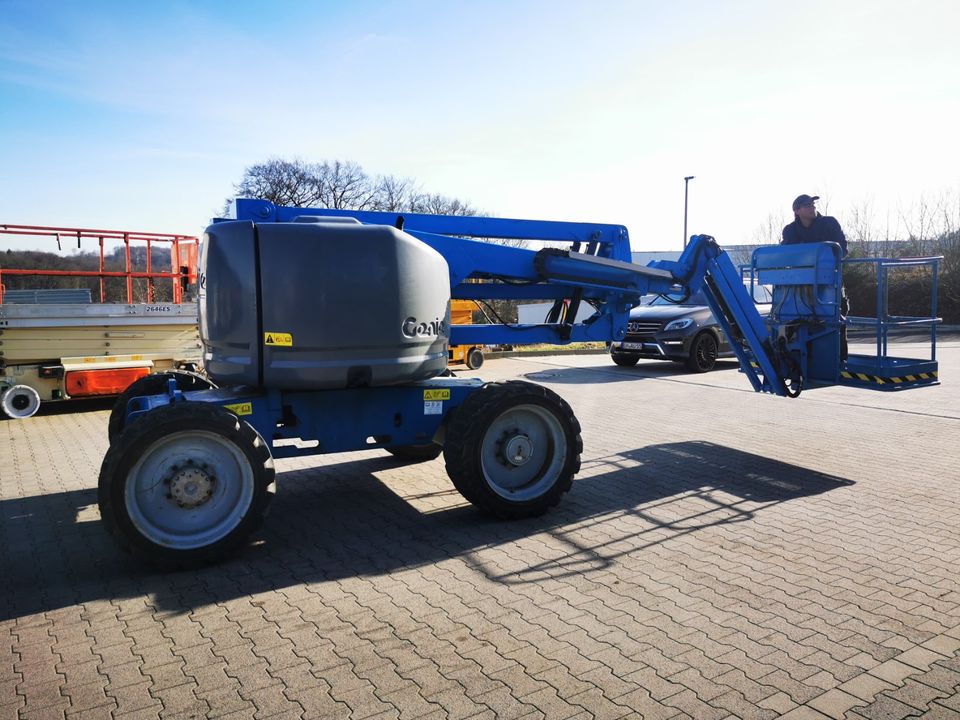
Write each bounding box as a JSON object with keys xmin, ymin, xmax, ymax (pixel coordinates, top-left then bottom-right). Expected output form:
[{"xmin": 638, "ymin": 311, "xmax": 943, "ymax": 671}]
[
  {"xmin": 423, "ymin": 389, "xmax": 451, "ymax": 401},
  {"xmin": 264, "ymin": 332, "xmax": 293, "ymax": 347},
  {"xmin": 424, "ymin": 401, "xmax": 443, "ymax": 415},
  {"xmin": 223, "ymin": 402, "xmax": 253, "ymax": 416}
]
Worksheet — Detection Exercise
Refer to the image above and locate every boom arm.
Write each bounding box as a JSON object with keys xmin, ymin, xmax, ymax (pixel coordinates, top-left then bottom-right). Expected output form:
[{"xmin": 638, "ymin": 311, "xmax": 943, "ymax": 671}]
[
  {"xmin": 650, "ymin": 235, "xmax": 802, "ymax": 396},
  {"xmin": 227, "ymin": 200, "xmax": 939, "ymax": 396}
]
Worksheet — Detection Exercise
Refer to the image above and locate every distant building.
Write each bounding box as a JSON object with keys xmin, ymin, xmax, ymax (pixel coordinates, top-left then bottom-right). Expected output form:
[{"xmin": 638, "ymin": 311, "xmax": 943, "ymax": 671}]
[{"xmin": 631, "ymin": 251, "xmax": 681, "ymax": 266}]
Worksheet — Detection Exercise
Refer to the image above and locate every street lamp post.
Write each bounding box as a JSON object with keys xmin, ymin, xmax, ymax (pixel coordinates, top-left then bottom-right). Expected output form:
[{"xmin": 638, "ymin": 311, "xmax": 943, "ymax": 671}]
[{"xmin": 683, "ymin": 175, "xmax": 695, "ymax": 249}]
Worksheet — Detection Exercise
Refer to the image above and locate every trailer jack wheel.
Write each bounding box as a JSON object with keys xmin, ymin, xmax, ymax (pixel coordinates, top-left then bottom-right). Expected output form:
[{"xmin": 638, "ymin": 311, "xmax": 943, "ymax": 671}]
[
  {"xmin": 98, "ymin": 403, "xmax": 275, "ymax": 567},
  {"xmin": 0, "ymin": 385, "xmax": 41, "ymax": 419},
  {"xmin": 443, "ymin": 381, "xmax": 582, "ymax": 518}
]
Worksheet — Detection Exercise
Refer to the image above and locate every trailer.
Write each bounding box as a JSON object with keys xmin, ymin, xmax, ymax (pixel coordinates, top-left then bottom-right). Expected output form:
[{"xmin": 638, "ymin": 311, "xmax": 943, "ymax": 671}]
[
  {"xmin": 0, "ymin": 224, "xmax": 201, "ymax": 418},
  {"xmin": 98, "ymin": 200, "xmax": 941, "ymax": 566}
]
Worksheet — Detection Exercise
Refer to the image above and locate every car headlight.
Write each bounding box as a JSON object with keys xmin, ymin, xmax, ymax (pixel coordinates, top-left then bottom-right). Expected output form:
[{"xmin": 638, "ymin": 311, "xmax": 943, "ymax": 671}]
[{"xmin": 663, "ymin": 318, "xmax": 693, "ymax": 332}]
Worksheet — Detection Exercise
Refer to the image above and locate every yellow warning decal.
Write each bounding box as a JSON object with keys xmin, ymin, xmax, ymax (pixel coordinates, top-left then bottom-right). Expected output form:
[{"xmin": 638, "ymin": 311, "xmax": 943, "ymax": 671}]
[
  {"xmin": 264, "ymin": 332, "xmax": 293, "ymax": 347},
  {"xmin": 424, "ymin": 389, "xmax": 451, "ymax": 401},
  {"xmin": 223, "ymin": 402, "xmax": 253, "ymax": 416}
]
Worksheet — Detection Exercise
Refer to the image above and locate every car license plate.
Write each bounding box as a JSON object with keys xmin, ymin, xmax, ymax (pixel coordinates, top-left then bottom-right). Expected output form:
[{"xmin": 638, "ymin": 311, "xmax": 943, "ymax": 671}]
[{"xmin": 622, "ymin": 342, "xmax": 644, "ymax": 350}]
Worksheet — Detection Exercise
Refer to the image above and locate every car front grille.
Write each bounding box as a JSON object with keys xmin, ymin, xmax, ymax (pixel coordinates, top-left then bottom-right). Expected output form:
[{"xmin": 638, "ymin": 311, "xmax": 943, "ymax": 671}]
[{"xmin": 626, "ymin": 321, "xmax": 661, "ymax": 337}]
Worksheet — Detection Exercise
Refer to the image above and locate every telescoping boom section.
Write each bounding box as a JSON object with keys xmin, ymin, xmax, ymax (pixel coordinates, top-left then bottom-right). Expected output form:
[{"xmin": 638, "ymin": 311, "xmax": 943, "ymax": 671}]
[{"xmin": 96, "ymin": 201, "xmax": 940, "ymax": 567}]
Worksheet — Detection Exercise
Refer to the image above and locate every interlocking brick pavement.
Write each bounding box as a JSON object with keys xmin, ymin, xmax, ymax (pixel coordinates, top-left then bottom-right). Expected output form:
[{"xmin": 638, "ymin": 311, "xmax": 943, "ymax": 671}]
[{"xmin": 2, "ymin": 337, "xmax": 960, "ymax": 719}]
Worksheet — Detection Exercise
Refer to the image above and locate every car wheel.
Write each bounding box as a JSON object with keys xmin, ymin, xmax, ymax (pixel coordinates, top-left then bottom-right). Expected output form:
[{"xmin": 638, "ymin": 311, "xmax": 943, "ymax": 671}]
[
  {"xmin": 611, "ymin": 353, "xmax": 640, "ymax": 367},
  {"xmin": 685, "ymin": 332, "xmax": 719, "ymax": 373}
]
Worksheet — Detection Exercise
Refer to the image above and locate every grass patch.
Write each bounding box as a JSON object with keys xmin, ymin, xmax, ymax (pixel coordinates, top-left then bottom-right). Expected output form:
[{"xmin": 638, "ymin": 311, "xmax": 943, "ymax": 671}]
[{"xmin": 504, "ymin": 342, "xmax": 607, "ymax": 353}]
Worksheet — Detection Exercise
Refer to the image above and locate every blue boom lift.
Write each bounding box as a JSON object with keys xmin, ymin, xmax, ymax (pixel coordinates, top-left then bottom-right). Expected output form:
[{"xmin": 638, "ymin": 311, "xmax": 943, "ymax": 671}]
[{"xmin": 98, "ymin": 198, "xmax": 941, "ymax": 565}]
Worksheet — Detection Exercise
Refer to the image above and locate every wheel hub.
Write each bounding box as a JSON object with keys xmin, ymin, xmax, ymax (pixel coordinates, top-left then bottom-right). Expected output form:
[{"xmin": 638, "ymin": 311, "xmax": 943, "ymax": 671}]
[
  {"xmin": 501, "ymin": 432, "xmax": 533, "ymax": 467},
  {"xmin": 167, "ymin": 463, "xmax": 215, "ymax": 508}
]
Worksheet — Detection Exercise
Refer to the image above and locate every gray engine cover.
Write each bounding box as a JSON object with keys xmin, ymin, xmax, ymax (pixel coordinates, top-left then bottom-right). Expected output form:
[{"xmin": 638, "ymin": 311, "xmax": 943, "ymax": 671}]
[{"xmin": 199, "ymin": 219, "xmax": 451, "ymax": 389}]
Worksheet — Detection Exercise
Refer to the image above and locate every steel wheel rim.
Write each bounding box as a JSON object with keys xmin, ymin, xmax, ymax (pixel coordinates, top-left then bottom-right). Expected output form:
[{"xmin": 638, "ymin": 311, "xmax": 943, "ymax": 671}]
[
  {"xmin": 480, "ymin": 403, "xmax": 567, "ymax": 501},
  {"xmin": 124, "ymin": 430, "xmax": 255, "ymax": 550}
]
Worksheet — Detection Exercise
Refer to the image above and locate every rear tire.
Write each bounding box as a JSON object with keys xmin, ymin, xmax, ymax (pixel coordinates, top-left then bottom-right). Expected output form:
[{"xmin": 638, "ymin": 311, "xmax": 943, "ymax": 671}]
[
  {"xmin": 98, "ymin": 402, "xmax": 274, "ymax": 567},
  {"xmin": 108, "ymin": 370, "xmax": 216, "ymax": 442},
  {"xmin": 443, "ymin": 381, "xmax": 582, "ymax": 518},
  {"xmin": 612, "ymin": 353, "xmax": 640, "ymax": 367},
  {"xmin": 685, "ymin": 332, "xmax": 719, "ymax": 373}
]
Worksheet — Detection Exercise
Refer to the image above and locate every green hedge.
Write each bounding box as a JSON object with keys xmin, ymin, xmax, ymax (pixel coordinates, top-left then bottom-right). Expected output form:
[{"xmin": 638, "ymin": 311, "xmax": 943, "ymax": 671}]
[{"xmin": 845, "ymin": 232, "xmax": 959, "ymax": 324}]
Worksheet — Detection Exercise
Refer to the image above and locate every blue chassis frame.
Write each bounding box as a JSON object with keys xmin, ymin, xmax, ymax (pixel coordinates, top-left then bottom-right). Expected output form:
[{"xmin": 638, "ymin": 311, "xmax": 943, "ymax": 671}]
[{"xmin": 125, "ymin": 378, "xmax": 483, "ymax": 460}]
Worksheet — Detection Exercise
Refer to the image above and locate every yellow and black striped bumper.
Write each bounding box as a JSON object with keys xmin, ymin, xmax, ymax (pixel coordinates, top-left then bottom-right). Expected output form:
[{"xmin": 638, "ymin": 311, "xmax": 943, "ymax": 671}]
[{"xmin": 840, "ymin": 370, "xmax": 939, "ymax": 386}]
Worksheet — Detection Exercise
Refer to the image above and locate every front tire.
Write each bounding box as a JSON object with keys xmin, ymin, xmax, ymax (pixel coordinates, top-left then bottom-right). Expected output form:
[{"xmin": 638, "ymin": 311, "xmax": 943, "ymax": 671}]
[
  {"xmin": 685, "ymin": 332, "xmax": 719, "ymax": 373},
  {"xmin": 98, "ymin": 403, "xmax": 274, "ymax": 567},
  {"xmin": 443, "ymin": 381, "xmax": 582, "ymax": 518}
]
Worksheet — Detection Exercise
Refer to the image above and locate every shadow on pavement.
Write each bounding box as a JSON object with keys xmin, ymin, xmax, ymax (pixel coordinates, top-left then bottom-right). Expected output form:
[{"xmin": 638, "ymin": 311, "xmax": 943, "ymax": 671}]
[
  {"xmin": 1, "ymin": 441, "xmax": 853, "ymax": 619},
  {"xmin": 0, "ymin": 396, "xmax": 114, "ymax": 422},
  {"xmin": 523, "ymin": 360, "xmax": 740, "ymax": 385}
]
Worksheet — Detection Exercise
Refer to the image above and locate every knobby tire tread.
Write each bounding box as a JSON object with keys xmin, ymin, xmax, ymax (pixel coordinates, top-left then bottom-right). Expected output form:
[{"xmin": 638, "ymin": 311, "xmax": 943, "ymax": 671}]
[
  {"xmin": 443, "ymin": 380, "xmax": 582, "ymax": 519},
  {"xmin": 98, "ymin": 402, "xmax": 274, "ymax": 568}
]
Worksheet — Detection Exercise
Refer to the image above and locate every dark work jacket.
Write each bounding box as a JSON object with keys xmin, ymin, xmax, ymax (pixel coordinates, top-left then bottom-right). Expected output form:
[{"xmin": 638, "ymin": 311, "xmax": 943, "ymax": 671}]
[{"xmin": 781, "ymin": 214, "xmax": 847, "ymax": 257}]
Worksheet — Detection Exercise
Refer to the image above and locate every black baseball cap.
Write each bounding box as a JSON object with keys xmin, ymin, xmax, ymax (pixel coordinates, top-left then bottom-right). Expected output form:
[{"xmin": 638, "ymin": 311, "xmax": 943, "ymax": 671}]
[{"xmin": 792, "ymin": 194, "xmax": 819, "ymax": 211}]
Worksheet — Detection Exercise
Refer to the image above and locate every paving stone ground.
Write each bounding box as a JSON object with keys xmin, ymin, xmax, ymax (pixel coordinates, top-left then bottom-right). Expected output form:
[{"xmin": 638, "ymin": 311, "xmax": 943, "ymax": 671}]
[{"xmin": 2, "ymin": 337, "xmax": 959, "ymax": 719}]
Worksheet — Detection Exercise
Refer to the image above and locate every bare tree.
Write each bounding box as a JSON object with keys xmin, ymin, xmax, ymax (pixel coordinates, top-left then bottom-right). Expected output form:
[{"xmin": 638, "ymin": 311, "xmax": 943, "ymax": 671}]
[
  {"xmin": 749, "ymin": 211, "xmax": 788, "ymax": 246},
  {"xmin": 229, "ymin": 158, "xmax": 479, "ymax": 218},
  {"xmin": 312, "ymin": 161, "xmax": 378, "ymax": 210},
  {"xmin": 371, "ymin": 175, "xmax": 417, "ymax": 212},
  {"xmin": 409, "ymin": 192, "xmax": 477, "ymax": 217},
  {"xmin": 233, "ymin": 158, "xmax": 321, "ymax": 207}
]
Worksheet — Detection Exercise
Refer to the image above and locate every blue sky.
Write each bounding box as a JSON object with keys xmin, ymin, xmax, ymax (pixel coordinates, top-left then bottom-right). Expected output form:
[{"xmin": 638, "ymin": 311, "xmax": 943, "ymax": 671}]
[{"xmin": 2, "ymin": 0, "xmax": 958, "ymax": 251}]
